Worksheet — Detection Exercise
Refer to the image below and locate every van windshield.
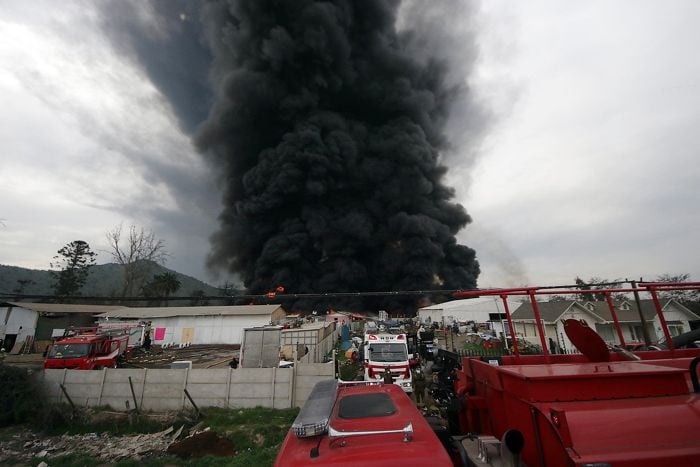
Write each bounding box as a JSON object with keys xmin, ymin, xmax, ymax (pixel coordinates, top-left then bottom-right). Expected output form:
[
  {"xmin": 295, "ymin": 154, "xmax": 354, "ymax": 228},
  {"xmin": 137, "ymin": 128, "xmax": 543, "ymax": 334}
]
[
  {"xmin": 368, "ymin": 343, "xmax": 408, "ymax": 362},
  {"xmin": 47, "ymin": 343, "xmax": 90, "ymax": 359}
]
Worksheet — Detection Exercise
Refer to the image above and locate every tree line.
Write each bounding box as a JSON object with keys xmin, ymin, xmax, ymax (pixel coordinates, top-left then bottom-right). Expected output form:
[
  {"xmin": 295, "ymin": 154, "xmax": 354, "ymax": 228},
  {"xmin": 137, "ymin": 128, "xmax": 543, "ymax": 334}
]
[
  {"xmin": 547, "ymin": 274, "xmax": 699, "ymax": 303},
  {"xmin": 48, "ymin": 224, "xmax": 183, "ymax": 303}
]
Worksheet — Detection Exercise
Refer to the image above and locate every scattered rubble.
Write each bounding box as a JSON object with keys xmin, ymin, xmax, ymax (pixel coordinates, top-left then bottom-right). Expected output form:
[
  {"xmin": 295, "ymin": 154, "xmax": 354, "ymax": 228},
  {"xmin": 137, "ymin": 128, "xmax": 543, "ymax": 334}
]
[
  {"xmin": 123, "ymin": 344, "xmax": 240, "ymax": 368},
  {"xmin": 0, "ymin": 422, "xmax": 235, "ymax": 463}
]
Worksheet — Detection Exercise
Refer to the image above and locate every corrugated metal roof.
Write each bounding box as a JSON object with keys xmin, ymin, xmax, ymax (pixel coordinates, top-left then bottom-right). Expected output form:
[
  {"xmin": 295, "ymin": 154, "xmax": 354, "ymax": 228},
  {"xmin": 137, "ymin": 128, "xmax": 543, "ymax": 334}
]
[
  {"xmin": 420, "ymin": 297, "xmax": 523, "ymax": 312},
  {"xmin": 8, "ymin": 302, "xmax": 128, "ymax": 315},
  {"xmin": 97, "ymin": 304, "xmax": 284, "ymax": 319}
]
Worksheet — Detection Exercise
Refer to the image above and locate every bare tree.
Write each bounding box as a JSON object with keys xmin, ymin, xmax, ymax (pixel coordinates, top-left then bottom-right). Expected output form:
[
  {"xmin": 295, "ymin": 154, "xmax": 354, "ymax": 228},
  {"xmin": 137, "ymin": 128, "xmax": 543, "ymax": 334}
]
[
  {"xmin": 106, "ymin": 224, "xmax": 169, "ymax": 297},
  {"xmin": 655, "ymin": 273, "xmax": 699, "ymax": 303}
]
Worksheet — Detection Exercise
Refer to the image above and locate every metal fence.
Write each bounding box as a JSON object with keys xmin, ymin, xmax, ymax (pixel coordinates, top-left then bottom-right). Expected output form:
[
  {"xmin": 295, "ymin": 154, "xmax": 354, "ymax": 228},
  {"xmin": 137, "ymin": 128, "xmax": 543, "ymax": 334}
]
[{"xmin": 453, "ymin": 347, "xmax": 583, "ymax": 358}]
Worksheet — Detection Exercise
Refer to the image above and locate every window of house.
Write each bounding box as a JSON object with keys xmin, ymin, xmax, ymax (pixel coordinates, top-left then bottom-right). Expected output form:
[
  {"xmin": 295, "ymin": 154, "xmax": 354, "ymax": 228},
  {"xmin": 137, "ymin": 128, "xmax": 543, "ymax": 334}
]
[{"xmin": 668, "ymin": 323, "xmax": 684, "ymax": 337}]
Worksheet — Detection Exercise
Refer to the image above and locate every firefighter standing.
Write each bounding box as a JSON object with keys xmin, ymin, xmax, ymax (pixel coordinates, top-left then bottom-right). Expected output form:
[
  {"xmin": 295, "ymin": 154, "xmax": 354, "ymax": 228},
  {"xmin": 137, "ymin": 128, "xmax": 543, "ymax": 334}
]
[
  {"xmin": 143, "ymin": 330, "xmax": 151, "ymax": 351},
  {"xmin": 413, "ymin": 367, "xmax": 427, "ymax": 405},
  {"xmin": 383, "ymin": 366, "xmax": 394, "ymax": 384}
]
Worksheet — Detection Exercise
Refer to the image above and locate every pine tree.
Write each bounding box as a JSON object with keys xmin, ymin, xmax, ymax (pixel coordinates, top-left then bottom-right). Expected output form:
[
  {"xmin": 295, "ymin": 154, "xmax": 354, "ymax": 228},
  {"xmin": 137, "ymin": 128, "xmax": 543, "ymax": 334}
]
[{"xmin": 50, "ymin": 240, "xmax": 96, "ymax": 297}]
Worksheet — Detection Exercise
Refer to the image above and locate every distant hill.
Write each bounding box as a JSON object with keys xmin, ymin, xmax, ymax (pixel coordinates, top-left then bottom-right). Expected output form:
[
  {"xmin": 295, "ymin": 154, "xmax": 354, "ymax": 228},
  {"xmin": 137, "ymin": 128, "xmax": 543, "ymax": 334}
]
[{"xmin": 0, "ymin": 262, "xmax": 224, "ymax": 301}]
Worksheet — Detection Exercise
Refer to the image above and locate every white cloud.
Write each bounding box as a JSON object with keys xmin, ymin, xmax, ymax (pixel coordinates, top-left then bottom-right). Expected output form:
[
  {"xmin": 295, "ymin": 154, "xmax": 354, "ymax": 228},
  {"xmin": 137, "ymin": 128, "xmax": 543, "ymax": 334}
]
[
  {"xmin": 458, "ymin": 0, "xmax": 700, "ymax": 287},
  {"xmin": 0, "ymin": 1, "xmax": 219, "ymax": 283}
]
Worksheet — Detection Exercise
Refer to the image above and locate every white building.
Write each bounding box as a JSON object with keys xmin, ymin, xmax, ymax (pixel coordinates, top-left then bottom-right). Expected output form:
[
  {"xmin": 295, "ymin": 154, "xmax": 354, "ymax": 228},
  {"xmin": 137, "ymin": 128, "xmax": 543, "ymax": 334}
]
[
  {"xmin": 98, "ymin": 304, "xmax": 287, "ymax": 346},
  {"xmin": 1, "ymin": 302, "xmax": 124, "ymax": 353},
  {"xmin": 417, "ymin": 297, "xmax": 524, "ymax": 334}
]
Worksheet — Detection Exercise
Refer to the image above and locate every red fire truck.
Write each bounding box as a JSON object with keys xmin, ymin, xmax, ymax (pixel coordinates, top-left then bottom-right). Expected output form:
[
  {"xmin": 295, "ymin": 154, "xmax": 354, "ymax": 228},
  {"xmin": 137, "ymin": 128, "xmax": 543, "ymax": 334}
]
[
  {"xmin": 44, "ymin": 323, "xmax": 148, "ymax": 370},
  {"xmin": 430, "ymin": 282, "xmax": 700, "ymax": 466},
  {"xmin": 274, "ymin": 380, "xmax": 453, "ymax": 466}
]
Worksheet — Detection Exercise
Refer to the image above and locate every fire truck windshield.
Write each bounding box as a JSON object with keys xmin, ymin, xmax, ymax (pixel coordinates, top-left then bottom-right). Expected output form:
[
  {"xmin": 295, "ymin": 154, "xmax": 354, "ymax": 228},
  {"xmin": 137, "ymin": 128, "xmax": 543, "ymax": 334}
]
[
  {"xmin": 48, "ymin": 343, "xmax": 90, "ymax": 359},
  {"xmin": 368, "ymin": 343, "xmax": 408, "ymax": 362}
]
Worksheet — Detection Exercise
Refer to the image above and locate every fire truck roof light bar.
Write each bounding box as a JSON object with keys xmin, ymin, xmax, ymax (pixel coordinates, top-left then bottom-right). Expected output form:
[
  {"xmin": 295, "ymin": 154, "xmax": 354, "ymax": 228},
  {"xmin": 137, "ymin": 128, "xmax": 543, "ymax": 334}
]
[
  {"xmin": 337, "ymin": 379, "xmax": 382, "ymax": 387},
  {"xmin": 292, "ymin": 379, "xmax": 337, "ymax": 438}
]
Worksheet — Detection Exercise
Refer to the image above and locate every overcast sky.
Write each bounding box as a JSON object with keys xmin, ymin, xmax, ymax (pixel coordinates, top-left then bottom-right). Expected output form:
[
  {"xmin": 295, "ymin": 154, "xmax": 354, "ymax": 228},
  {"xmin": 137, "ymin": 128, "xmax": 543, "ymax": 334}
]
[{"xmin": 1, "ymin": 1, "xmax": 699, "ymax": 289}]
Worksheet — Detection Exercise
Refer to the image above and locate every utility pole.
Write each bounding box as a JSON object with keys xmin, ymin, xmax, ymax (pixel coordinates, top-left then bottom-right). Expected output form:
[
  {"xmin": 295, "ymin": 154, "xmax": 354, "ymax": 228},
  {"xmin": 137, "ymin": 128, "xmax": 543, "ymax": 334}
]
[{"xmin": 629, "ymin": 278, "xmax": 652, "ymax": 346}]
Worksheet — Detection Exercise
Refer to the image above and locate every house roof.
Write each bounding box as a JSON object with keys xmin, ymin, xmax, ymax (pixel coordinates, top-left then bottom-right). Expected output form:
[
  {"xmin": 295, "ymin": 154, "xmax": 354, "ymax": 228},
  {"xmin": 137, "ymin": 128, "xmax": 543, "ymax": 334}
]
[
  {"xmin": 97, "ymin": 304, "xmax": 284, "ymax": 319},
  {"xmin": 510, "ymin": 301, "xmax": 591, "ymax": 323},
  {"xmin": 510, "ymin": 299, "xmax": 700, "ymax": 323},
  {"xmin": 8, "ymin": 302, "xmax": 128, "ymax": 315},
  {"xmin": 582, "ymin": 301, "xmax": 656, "ymax": 322}
]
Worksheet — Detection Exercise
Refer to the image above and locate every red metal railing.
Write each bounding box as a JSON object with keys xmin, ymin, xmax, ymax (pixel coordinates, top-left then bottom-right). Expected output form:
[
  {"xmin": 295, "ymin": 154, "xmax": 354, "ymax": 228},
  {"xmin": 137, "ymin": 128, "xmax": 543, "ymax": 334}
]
[{"xmin": 453, "ymin": 282, "xmax": 700, "ymax": 359}]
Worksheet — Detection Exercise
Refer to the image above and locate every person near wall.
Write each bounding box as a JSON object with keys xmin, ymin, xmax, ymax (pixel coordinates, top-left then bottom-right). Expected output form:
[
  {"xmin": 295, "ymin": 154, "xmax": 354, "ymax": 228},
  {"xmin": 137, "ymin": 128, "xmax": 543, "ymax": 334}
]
[
  {"xmin": 143, "ymin": 330, "xmax": 152, "ymax": 351},
  {"xmin": 549, "ymin": 337, "xmax": 557, "ymax": 354}
]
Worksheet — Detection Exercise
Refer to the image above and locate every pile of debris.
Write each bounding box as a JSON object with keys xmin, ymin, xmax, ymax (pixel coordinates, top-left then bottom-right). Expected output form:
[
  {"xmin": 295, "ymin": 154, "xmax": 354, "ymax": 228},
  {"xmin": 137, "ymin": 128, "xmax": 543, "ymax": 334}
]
[
  {"xmin": 0, "ymin": 423, "xmax": 235, "ymax": 463},
  {"xmin": 124, "ymin": 344, "xmax": 239, "ymax": 368}
]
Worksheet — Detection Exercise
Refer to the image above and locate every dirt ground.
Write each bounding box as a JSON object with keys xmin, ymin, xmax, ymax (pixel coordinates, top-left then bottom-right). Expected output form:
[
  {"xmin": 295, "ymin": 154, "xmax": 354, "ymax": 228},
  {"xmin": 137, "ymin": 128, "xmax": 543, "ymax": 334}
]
[{"xmin": 167, "ymin": 430, "xmax": 236, "ymax": 458}]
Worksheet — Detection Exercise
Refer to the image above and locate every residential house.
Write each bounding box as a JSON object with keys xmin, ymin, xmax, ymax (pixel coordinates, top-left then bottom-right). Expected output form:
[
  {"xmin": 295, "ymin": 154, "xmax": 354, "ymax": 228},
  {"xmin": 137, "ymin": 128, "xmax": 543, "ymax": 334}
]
[{"xmin": 510, "ymin": 299, "xmax": 700, "ymax": 352}]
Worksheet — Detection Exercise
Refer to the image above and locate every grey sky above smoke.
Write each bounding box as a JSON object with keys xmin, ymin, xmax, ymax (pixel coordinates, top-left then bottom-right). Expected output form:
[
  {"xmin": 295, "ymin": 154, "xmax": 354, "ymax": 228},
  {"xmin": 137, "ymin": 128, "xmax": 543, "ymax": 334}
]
[{"xmin": 1, "ymin": 0, "xmax": 699, "ymax": 293}]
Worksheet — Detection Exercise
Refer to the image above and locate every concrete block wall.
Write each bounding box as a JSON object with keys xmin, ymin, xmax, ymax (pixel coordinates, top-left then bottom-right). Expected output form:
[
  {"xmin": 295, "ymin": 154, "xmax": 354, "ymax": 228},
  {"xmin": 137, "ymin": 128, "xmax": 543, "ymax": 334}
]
[
  {"xmin": 37, "ymin": 362, "xmax": 334, "ymax": 412},
  {"xmin": 293, "ymin": 362, "xmax": 336, "ymax": 408}
]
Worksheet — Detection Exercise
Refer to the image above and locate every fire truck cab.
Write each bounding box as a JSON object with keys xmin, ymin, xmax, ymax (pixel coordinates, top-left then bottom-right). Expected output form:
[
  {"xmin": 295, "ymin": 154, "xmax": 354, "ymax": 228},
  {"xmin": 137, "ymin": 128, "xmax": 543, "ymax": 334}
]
[
  {"xmin": 274, "ymin": 380, "xmax": 453, "ymax": 466},
  {"xmin": 43, "ymin": 323, "xmax": 146, "ymax": 370},
  {"xmin": 363, "ymin": 332, "xmax": 413, "ymax": 393}
]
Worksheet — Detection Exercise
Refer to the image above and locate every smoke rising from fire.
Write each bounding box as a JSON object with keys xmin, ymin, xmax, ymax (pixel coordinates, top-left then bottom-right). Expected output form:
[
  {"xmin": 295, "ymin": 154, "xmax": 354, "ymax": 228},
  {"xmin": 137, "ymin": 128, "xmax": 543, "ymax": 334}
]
[
  {"xmin": 100, "ymin": 0, "xmax": 482, "ymax": 310},
  {"xmin": 194, "ymin": 0, "xmax": 480, "ymax": 306}
]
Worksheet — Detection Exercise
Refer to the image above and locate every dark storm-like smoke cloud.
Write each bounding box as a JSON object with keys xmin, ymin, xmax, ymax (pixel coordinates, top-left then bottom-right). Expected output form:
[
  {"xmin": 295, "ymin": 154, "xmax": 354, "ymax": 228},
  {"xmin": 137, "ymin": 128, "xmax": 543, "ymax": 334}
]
[
  {"xmin": 195, "ymin": 0, "xmax": 481, "ymax": 309},
  {"xmin": 97, "ymin": 0, "xmax": 484, "ymax": 311},
  {"xmin": 98, "ymin": 0, "xmax": 213, "ymax": 132}
]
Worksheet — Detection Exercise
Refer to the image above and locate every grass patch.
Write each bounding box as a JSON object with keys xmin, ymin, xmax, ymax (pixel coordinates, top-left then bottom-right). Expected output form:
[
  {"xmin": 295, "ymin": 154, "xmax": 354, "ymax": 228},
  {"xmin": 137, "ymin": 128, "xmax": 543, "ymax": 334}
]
[{"xmin": 203, "ymin": 406, "xmax": 298, "ymax": 452}]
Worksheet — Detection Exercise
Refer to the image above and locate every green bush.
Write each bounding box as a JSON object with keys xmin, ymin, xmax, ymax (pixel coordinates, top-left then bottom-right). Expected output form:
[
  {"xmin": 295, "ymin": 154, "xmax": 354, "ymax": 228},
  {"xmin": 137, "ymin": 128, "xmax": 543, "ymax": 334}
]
[
  {"xmin": 0, "ymin": 365, "xmax": 45, "ymax": 427},
  {"xmin": 339, "ymin": 360, "xmax": 361, "ymax": 380}
]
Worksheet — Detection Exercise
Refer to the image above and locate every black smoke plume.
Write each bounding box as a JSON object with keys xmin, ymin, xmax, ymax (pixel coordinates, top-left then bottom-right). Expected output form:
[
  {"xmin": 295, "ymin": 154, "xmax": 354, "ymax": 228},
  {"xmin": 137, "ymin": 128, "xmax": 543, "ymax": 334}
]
[{"xmin": 196, "ymin": 0, "xmax": 479, "ymax": 311}]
